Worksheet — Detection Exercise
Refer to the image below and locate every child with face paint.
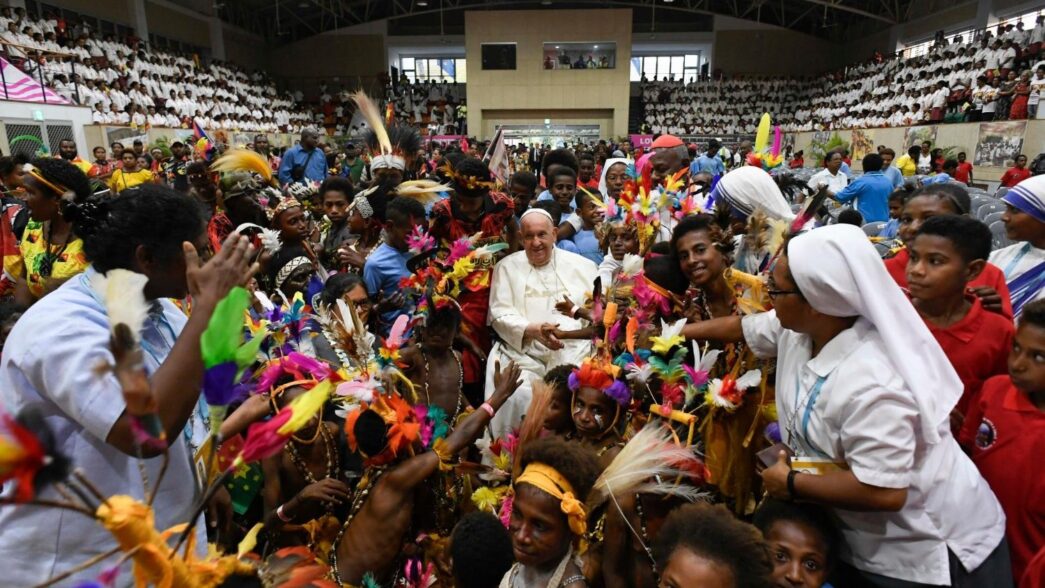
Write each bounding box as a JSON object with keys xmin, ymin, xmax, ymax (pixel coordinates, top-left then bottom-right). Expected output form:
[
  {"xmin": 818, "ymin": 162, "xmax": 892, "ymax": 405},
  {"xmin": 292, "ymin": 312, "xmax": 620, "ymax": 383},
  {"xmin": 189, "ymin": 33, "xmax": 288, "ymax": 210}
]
[{"xmin": 566, "ymin": 358, "xmax": 631, "ymax": 468}]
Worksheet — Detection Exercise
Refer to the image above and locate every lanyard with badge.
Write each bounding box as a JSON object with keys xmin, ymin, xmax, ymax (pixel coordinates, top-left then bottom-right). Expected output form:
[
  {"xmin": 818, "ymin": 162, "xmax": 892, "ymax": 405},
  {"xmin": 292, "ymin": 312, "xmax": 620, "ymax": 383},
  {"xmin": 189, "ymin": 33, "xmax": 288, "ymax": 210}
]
[{"xmin": 786, "ymin": 374, "xmax": 847, "ymax": 475}]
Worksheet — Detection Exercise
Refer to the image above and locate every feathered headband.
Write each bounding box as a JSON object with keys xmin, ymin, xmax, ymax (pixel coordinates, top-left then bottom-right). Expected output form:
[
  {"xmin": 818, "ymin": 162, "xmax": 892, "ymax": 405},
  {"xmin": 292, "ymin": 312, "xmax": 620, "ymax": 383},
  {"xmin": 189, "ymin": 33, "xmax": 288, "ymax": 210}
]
[
  {"xmin": 273, "ymin": 196, "xmax": 302, "ymax": 219},
  {"xmin": 210, "ymin": 149, "xmax": 275, "ymax": 185},
  {"xmin": 441, "ymin": 161, "xmax": 497, "ymax": 191},
  {"xmin": 352, "ymin": 91, "xmax": 421, "ymax": 171},
  {"xmin": 568, "ymin": 357, "xmax": 631, "ymax": 407}
]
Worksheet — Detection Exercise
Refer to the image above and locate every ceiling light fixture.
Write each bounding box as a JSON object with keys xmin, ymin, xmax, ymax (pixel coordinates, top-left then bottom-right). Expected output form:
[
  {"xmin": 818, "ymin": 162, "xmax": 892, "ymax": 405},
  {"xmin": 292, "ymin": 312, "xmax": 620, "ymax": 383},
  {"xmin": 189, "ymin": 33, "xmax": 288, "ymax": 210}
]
[
  {"xmin": 417, "ymin": 0, "xmax": 428, "ymax": 6},
  {"xmin": 541, "ymin": 0, "xmax": 552, "ymax": 5}
]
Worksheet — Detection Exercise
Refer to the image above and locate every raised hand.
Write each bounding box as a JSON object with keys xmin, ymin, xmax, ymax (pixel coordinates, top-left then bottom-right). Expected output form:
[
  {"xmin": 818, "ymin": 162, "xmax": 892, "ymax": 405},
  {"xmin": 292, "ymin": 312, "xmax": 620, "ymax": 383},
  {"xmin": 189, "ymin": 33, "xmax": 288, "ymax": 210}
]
[
  {"xmin": 184, "ymin": 233, "xmax": 259, "ymax": 309},
  {"xmin": 490, "ymin": 360, "xmax": 523, "ymax": 407}
]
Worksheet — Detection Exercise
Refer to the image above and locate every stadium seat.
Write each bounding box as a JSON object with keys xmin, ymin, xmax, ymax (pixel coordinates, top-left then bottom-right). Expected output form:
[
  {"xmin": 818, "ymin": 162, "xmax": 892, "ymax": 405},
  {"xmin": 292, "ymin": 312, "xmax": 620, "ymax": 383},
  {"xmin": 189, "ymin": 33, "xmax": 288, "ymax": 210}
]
[
  {"xmin": 989, "ymin": 221, "xmax": 1011, "ymax": 250},
  {"xmin": 982, "ymin": 211, "xmax": 1005, "ymax": 226},
  {"xmin": 976, "ymin": 201, "xmax": 1005, "ymax": 219},
  {"xmin": 861, "ymin": 221, "xmax": 886, "ymax": 236}
]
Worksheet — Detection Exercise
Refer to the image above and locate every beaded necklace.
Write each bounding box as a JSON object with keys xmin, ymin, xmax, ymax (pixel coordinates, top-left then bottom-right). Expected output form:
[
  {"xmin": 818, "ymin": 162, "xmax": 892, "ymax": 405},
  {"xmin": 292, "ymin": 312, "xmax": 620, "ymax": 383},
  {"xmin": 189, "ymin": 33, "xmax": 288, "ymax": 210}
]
[
  {"xmin": 328, "ymin": 466, "xmax": 392, "ymax": 586},
  {"xmin": 284, "ymin": 422, "xmax": 338, "ymax": 483}
]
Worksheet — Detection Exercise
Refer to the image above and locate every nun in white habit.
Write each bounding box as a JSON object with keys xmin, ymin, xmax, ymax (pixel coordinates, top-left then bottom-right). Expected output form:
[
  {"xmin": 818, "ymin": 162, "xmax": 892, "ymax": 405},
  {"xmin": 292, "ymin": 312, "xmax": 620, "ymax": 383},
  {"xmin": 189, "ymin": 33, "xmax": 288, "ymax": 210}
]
[
  {"xmin": 484, "ymin": 208, "xmax": 598, "ymax": 438},
  {"xmin": 683, "ymin": 224, "xmax": 1009, "ymax": 587}
]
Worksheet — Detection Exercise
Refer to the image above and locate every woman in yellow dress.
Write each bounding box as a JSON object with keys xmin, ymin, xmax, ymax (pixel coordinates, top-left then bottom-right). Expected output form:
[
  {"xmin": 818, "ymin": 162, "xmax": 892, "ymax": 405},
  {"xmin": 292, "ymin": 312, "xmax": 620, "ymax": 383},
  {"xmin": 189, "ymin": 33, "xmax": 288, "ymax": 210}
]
[
  {"xmin": 108, "ymin": 150, "xmax": 155, "ymax": 194},
  {"xmin": 14, "ymin": 158, "xmax": 91, "ymax": 305}
]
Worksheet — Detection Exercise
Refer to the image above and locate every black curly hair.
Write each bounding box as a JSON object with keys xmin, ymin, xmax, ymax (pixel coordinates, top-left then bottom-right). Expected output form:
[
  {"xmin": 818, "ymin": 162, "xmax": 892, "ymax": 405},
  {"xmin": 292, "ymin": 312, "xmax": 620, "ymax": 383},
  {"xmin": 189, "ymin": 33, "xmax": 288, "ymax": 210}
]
[
  {"xmin": 669, "ymin": 213, "xmax": 736, "ymax": 260},
  {"xmin": 319, "ymin": 176, "xmax": 354, "ymax": 201},
  {"xmin": 517, "ymin": 437, "xmax": 600, "ymax": 502},
  {"xmin": 540, "ymin": 148, "xmax": 579, "ymax": 178},
  {"xmin": 27, "ymin": 157, "xmax": 91, "ymax": 205},
  {"xmin": 67, "ymin": 183, "xmax": 207, "ymax": 273},
  {"xmin": 753, "ymin": 498, "xmax": 840, "ymax": 572},
  {"xmin": 653, "ymin": 502, "xmax": 773, "ymax": 588},
  {"xmin": 319, "ymin": 272, "xmax": 366, "ymax": 308},
  {"xmin": 908, "ymin": 182, "xmax": 971, "ymax": 215},
  {"xmin": 450, "ymin": 512, "xmax": 514, "ymax": 588},
  {"xmin": 451, "ymin": 157, "xmax": 494, "ymax": 199},
  {"xmin": 1021, "ymin": 298, "xmax": 1045, "ymax": 330}
]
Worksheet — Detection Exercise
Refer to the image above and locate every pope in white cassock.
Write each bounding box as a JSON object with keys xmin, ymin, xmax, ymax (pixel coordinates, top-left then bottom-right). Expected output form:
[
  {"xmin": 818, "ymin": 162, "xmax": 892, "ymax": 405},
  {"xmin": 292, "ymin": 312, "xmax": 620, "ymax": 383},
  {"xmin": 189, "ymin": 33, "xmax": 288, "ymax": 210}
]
[{"xmin": 485, "ymin": 208, "xmax": 598, "ymax": 438}]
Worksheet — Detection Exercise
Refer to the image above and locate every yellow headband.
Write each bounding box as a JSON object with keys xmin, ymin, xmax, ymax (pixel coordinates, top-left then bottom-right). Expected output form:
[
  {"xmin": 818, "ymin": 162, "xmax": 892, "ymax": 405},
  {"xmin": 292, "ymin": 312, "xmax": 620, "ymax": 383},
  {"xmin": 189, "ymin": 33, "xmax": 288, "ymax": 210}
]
[
  {"xmin": 25, "ymin": 165, "xmax": 68, "ymax": 196},
  {"xmin": 516, "ymin": 463, "xmax": 587, "ymax": 537}
]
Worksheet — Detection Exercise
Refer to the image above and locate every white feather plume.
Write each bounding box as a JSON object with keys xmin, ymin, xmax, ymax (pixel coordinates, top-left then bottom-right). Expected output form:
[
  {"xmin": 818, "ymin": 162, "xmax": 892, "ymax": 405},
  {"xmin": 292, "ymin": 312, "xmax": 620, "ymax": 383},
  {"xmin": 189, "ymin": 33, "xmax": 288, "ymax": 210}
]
[
  {"xmin": 351, "ymin": 91, "xmax": 391, "ymax": 155},
  {"xmin": 587, "ymin": 424, "xmax": 708, "ymax": 511},
  {"xmin": 235, "ymin": 222, "xmax": 282, "ymax": 254},
  {"xmin": 621, "ymin": 254, "xmax": 644, "ymax": 276},
  {"xmin": 89, "ymin": 269, "xmax": 149, "ymax": 343}
]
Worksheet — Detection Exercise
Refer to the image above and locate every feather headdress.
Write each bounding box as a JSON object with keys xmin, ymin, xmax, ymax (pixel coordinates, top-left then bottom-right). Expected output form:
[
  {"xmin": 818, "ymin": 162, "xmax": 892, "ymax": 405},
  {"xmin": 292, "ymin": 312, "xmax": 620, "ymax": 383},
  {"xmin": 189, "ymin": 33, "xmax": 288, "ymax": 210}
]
[
  {"xmin": 395, "ymin": 179, "xmax": 452, "ymax": 207},
  {"xmin": 353, "ymin": 91, "xmax": 421, "ymax": 171},
  {"xmin": 586, "ymin": 424, "xmax": 707, "ymax": 512},
  {"xmin": 210, "ymin": 148, "xmax": 274, "ymax": 184}
]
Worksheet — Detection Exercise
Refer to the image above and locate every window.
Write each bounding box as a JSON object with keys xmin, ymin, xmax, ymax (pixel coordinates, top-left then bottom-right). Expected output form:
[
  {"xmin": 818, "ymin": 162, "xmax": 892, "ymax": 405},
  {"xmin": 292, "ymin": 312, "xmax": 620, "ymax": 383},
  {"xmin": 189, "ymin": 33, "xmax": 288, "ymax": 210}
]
[
  {"xmin": 631, "ymin": 54, "xmax": 704, "ymax": 82},
  {"xmin": 399, "ymin": 56, "xmax": 466, "ymax": 83},
  {"xmin": 901, "ymin": 28, "xmax": 973, "ymax": 59},
  {"xmin": 542, "ymin": 42, "xmax": 616, "ymax": 70},
  {"xmin": 991, "ymin": 8, "xmax": 1045, "ymax": 38}
]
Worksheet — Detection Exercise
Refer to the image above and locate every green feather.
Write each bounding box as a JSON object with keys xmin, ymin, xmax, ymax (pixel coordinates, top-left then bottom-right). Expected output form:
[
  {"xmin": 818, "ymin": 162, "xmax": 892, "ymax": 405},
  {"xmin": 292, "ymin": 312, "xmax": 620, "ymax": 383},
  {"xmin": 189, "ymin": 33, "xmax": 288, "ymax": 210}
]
[
  {"xmin": 235, "ymin": 332, "xmax": 268, "ymax": 377},
  {"xmin": 362, "ymin": 572, "xmax": 381, "ymax": 588},
  {"xmin": 200, "ymin": 287, "xmax": 250, "ymax": 368}
]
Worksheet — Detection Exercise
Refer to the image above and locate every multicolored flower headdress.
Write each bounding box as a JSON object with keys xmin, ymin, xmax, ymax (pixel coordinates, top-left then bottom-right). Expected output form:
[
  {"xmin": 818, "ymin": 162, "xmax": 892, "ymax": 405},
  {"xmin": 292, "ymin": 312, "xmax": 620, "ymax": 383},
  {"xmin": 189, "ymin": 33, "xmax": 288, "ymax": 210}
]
[
  {"xmin": 568, "ymin": 357, "xmax": 631, "ymax": 407},
  {"xmin": 744, "ymin": 113, "xmax": 785, "ymax": 171}
]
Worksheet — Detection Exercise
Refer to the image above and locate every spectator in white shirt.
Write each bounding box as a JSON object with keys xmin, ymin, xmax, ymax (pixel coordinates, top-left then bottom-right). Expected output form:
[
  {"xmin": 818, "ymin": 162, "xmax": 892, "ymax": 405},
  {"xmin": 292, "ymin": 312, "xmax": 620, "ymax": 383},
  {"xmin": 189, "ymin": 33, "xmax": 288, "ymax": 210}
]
[{"xmin": 808, "ymin": 151, "xmax": 849, "ymax": 195}]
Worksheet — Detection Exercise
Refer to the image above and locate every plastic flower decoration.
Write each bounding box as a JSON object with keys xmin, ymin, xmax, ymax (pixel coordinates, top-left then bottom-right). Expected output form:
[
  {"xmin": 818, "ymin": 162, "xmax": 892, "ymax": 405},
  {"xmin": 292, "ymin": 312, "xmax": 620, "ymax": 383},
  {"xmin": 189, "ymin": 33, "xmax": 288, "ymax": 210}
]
[
  {"xmin": 705, "ymin": 369, "xmax": 763, "ymax": 412},
  {"xmin": 0, "ymin": 414, "xmax": 50, "ymax": 502},
  {"xmin": 406, "ymin": 225, "xmax": 435, "ymax": 257},
  {"xmin": 745, "ymin": 113, "xmax": 785, "ymax": 171},
  {"xmin": 649, "ymin": 318, "xmax": 687, "ymax": 355},
  {"xmin": 569, "ymin": 357, "xmax": 631, "ymax": 406}
]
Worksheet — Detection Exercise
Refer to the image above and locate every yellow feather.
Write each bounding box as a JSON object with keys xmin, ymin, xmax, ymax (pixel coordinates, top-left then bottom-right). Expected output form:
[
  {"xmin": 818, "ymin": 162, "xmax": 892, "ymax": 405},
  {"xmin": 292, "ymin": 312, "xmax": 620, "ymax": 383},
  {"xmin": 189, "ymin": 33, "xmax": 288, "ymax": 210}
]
[
  {"xmin": 754, "ymin": 113, "xmax": 772, "ymax": 153},
  {"xmin": 210, "ymin": 149, "xmax": 272, "ymax": 184},
  {"xmin": 395, "ymin": 179, "xmax": 451, "ymax": 207},
  {"xmin": 351, "ymin": 91, "xmax": 391, "ymax": 155}
]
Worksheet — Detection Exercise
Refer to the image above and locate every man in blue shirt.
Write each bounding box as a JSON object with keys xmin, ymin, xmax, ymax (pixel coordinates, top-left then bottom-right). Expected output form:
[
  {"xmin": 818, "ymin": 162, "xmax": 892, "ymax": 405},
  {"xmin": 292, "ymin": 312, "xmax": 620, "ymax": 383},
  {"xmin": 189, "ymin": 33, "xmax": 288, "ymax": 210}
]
[
  {"xmin": 834, "ymin": 153, "xmax": 894, "ymax": 222},
  {"xmin": 363, "ymin": 195, "xmax": 426, "ymax": 335},
  {"xmin": 277, "ymin": 128, "xmax": 327, "ymax": 186},
  {"xmin": 691, "ymin": 140, "xmax": 725, "ymax": 179},
  {"xmin": 880, "ymin": 147, "xmax": 905, "ymax": 190}
]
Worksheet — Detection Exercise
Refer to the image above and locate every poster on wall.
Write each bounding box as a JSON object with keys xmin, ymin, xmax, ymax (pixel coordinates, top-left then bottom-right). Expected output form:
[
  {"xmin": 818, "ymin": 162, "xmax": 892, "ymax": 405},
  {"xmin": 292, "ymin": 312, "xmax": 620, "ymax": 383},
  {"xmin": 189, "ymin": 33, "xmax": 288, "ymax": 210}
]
[
  {"xmin": 974, "ymin": 121, "xmax": 1027, "ymax": 168},
  {"xmin": 904, "ymin": 125, "xmax": 937, "ymax": 150},
  {"xmin": 850, "ymin": 129, "xmax": 875, "ymax": 160},
  {"xmin": 104, "ymin": 126, "xmax": 148, "ymax": 150}
]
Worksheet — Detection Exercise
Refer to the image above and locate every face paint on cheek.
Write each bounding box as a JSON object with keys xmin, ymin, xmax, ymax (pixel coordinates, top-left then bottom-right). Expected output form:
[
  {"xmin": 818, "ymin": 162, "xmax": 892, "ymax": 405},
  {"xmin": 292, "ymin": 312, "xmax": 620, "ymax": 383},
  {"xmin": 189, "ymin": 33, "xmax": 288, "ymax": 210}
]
[{"xmin": 593, "ymin": 414, "xmax": 604, "ymax": 429}]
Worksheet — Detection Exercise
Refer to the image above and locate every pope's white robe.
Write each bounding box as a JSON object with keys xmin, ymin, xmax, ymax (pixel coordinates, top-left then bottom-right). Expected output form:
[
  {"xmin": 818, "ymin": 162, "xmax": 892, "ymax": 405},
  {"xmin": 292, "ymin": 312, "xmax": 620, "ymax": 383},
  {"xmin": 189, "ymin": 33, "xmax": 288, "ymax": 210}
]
[{"xmin": 485, "ymin": 248, "xmax": 598, "ymax": 438}]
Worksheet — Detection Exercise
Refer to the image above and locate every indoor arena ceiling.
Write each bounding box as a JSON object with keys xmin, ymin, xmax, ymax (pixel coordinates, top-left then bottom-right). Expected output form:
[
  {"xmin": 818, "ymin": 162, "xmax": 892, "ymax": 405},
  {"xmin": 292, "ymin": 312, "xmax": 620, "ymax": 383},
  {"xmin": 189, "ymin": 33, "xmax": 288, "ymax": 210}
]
[{"xmin": 216, "ymin": 0, "xmax": 969, "ymax": 43}]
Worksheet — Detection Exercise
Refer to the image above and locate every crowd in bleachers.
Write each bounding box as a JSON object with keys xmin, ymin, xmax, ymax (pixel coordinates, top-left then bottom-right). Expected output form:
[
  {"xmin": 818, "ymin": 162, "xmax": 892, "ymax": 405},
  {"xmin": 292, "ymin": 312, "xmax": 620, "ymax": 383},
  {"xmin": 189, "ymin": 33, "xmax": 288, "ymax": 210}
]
[
  {"xmin": 384, "ymin": 77, "xmax": 467, "ymax": 136},
  {"xmin": 0, "ymin": 5, "xmax": 314, "ymax": 133},
  {"xmin": 641, "ymin": 16, "xmax": 1045, "ymax": 135}
]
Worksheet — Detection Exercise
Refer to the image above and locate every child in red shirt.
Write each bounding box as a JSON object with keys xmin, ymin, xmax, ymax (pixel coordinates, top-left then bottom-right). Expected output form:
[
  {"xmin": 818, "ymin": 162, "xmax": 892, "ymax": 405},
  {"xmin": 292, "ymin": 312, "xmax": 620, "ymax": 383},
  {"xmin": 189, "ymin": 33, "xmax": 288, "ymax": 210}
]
[
  {"xmin": 954, "ymin": 152, "xmax": 974, "ymax": 185},
  {"xmin": 907, "ymin": 215, "xmax": 1015, "ymax": 426},
  {"xmin": 886, "ymin": 183, "xmax": 1013, "ymax": 318},
  {"xmin": 1001, "ymin": 154, "xmax": 1033, "ymax": 188},
  {"xmin": 960, "ymin": 298, "xmax": 1045, "ymax": 584}
]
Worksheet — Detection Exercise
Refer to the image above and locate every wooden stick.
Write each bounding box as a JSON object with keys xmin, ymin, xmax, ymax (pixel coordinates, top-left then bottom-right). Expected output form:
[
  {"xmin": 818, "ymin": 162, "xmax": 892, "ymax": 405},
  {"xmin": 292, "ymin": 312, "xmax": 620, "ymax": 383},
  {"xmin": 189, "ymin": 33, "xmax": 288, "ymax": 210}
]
[
  {"xmin": 32, "ymin": 546, "xmax": 123, "ymax": 588},
  {"xmin": 72, "ymin": 470, "xmax": 111, "ymax": 507},
  {"xmin": 147, "ymin": 450, "xmax": 170, "ymax": 507},
  {"xmin": 0, "ymin": 497, "xmax": 94, "ymax": 518},
  {"xmin": 168, "ymin": 469, "xmax": 232, "ymax": 559}
]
